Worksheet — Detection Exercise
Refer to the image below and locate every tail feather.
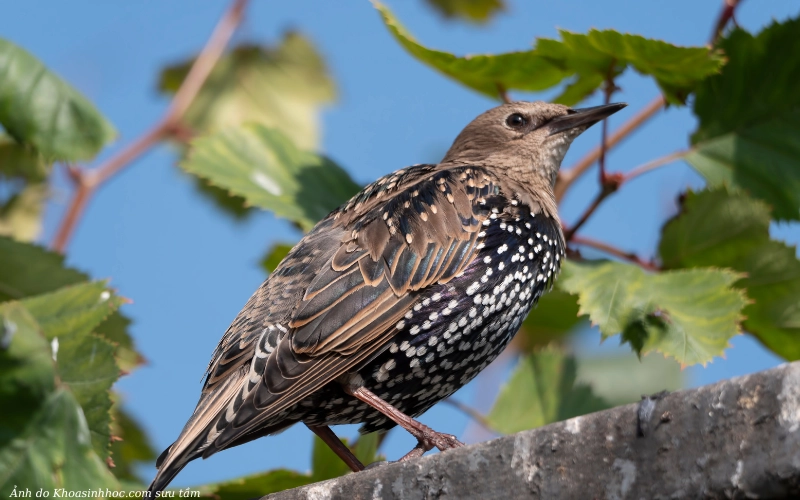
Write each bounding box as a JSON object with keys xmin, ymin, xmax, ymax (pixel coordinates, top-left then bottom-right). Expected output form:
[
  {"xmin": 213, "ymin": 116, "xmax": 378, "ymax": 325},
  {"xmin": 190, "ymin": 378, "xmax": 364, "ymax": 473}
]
[{"xmin": 147, "ymin": 367, "xmax": 248, "ymax": 493}]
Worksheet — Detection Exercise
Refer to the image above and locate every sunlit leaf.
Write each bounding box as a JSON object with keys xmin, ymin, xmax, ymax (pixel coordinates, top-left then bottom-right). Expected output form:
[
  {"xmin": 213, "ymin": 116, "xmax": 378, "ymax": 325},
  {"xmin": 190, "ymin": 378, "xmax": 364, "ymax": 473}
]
[
  {"xmin": 687, "ymin": 18, "xmax": 800, "ymax": 221},
  {"xmin": 261, "ymin": 242, "xmax": 294, "ymax": 274},
  {"xmin": 518, "ymin": 289, "xmax": 585, "ymax": 351},
  {"xmin": 0, "ymin": 38, "xmax": 115, "ymax": 161},
  {"xmin": 182, "ymin": 125, "xmax": 360, "ymax": 231},
  {"xmin": 559, "ymin": 260, "xmax": 747, "ymax": 365},
  {"xmin": 0, "ymin": 134, "xmax": 48, "ymax": 182},
  {"xmin": 0, "ymin": 183, "xmax": 47, "ymax": 242},
  {"xmin": 487, "ymin": 347, "xmax": 609, "ymax": 434},
  {"xmin": 0, "ymin": 303, "xmax": 119, "ymax": 496},
  {"xmin": 197, "ymin": 470, "xmax": 312, "ymax": 500},
  {"xmin": 22, "ymin": 282, "xmax": 124, "ymax": 459},
  {"xmin": 576, "ymin": 353, "xmax": 684, "ymax": 407},
  {"xmin": 352, "ymin": 432, "xmax": 382, "ymax": 466},
  {"xmin": 536, "ymin": 30, "xmax": 724, "ymax": 105},
  {"xmin": 660, "ymin": 188, "xmax": 800, "ymax": 360},
  {"xmin": 0, "ymin": 237, "xmax": 141, "ymax": 371},
  {"xmin": 159, "ymin": 33, "xmax": 335, "ymax": 151},
  {"xmin": 108, "ymin": 401, "xmax": 157, "ymax": 483},
  {"xmin": 376, "ymin": 3, "xmax": 723, "ymax": 104},
  {"xmin": 424, "ymin": 0, "xmax": 504, "ymax": 23},
  {"xmin": 311, "ymin": 436, "xmax": 351, "ymax": 482},
  {"xmin": 376, "ymin": 2, "xmax": 567, "ymax": 99}
]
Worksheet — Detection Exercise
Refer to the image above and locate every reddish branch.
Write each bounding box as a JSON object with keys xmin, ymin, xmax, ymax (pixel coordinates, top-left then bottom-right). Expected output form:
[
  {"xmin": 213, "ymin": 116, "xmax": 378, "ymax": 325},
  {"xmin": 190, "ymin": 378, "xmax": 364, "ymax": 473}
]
[
  {"xmin": 554, "ymin": 95, "xmax": 666, "ymax": 203},
  {"xmin": 557, "ymin": 0, "xmax": 743, "ymax": 268},
  {"xmin": 711, "ymin": 0, "xmax": 742, "ymax": 45},
  {"xmin": 51, "ymin": 0, "xmax": 249, "ymax": 253},
  {"xmin": 570, "ymin": 235, "xmax": 659, "ymax": 272}
]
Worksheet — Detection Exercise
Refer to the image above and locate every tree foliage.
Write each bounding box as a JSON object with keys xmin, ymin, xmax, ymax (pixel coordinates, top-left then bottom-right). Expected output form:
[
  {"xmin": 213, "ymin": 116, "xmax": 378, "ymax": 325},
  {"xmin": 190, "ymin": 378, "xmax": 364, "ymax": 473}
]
[{"xmin": 0, "ymin": 0, "xmax": 798, "ymax": 498}]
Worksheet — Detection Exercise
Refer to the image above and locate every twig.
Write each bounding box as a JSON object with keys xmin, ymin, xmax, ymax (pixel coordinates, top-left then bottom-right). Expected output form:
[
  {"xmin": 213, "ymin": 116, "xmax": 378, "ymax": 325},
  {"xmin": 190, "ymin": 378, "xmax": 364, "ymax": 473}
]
[
  {"xmin": 570, "ymin": 234, "xmax": 659, "ymax": 272},
  {"xmin": 441, "ymin": 398, "xmax": 499, "ymax": 435},
  {"xmin": 51, "ymin": 0, "xmax": 249, "ymax": 252},
  {"xmin": 564, "ymin": 149, "xmax": 686, "ymax": 241},
  {"xmin": 710, "ymin": 0, "xmax": 742, "ymax": 45},
  {"xmin": 563, "ymin": 171, "xmax": 623, "ymax": 241},
  {"xmin": 597, "ymin": 66, "xmax": 618, "ymax": 183},
  {"xmin": 555, "ymin": 95, "xmax": 665, "ymax": 203},
  {"xmin": 496, "ymin": 82, "xmax": 511, "ymax": 104},
  {"xmin": 622, "ymin": 150, "xmax": 688, "ymax": 184}
]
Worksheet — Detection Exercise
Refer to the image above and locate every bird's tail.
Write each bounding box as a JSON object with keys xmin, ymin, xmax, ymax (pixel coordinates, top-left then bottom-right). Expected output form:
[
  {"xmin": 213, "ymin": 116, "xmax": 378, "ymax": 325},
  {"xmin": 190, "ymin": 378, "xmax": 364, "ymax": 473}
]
[
  {"xmin": 147, "ymin": 444, "xmax": 191, "ymax": 495},
  {"xmin": 147, "ymin": 368, "xmax": 247, "ymax": 494}
]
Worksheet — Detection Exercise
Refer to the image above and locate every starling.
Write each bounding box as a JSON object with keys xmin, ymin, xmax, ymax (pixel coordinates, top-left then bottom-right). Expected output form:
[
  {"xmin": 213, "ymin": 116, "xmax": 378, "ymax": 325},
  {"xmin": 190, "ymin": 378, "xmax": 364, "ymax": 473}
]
[{"xmin": 148, "ymin": 101, "xmax": 626, "ymax": 492}]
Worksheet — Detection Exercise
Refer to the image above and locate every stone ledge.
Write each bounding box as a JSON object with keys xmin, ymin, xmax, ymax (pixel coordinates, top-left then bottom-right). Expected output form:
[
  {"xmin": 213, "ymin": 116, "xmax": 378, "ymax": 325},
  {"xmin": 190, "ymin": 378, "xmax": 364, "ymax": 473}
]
[{"xmin": 265, "ymin": 362, "xmax": 800, "ymax": 499}]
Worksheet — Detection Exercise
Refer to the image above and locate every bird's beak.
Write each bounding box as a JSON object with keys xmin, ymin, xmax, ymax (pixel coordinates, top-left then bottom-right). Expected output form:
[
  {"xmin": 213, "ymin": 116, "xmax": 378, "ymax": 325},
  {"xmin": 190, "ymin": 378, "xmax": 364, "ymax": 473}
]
[{"xmin": 547, "ymin": 103, "xmax": 627, "ymax": 136}]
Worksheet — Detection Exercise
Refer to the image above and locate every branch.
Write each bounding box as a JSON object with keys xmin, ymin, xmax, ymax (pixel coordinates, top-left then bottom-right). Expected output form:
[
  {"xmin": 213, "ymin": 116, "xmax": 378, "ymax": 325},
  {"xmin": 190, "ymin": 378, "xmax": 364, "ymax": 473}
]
[
  {"xmin": 570, "ymin": 234, "xmax": 659, "ymax": 271},
  {"xmin": 711, "ymin": 0, "xmax": 742, "ymax": 45},
  {"xmin": 555, "ymin": 95, "xmax": 665, "ymax": 203},
  {"xmin": 562, "ymin": 174, "xmax": 622, "ymax": 241},
  {"xmin": 622, "ymin": 149, "xmax": 688, "ymax": 184},
  {"xmin": 555, "ymin": 0, "xmax": 742, "ymax": 206},
  {"xmin": 51, "ymin": 0, "xmax": 249, "ymax": 252},
  {"xmin": 495, "ymin": 82, "xmax": 511, "ymax": 104},
  {"xmin": 264, "ymin": 362, "xmax": 800, "ymax": 499}
]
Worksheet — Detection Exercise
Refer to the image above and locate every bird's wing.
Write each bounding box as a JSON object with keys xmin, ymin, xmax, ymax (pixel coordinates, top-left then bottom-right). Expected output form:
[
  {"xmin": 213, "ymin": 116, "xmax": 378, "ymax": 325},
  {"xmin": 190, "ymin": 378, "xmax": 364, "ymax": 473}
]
[{"xmin": 156, "ymin": 165, "xmax": 501, "ymax": 470}]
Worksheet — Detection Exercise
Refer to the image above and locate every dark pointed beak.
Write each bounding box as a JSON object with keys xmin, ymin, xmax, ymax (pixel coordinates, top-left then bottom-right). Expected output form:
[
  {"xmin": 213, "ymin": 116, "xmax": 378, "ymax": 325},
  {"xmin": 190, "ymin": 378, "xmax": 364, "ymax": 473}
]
[{"xmin": 547, "ymin": 103, "xmax": 627, "ymax": 136}]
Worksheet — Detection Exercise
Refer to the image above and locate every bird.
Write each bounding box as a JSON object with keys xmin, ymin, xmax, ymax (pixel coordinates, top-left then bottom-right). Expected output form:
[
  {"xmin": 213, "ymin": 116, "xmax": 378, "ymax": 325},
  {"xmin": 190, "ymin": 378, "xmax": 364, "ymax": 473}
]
[{"xmin": 148, "ymin": 100, "xmax": 626, "ymax": 493}]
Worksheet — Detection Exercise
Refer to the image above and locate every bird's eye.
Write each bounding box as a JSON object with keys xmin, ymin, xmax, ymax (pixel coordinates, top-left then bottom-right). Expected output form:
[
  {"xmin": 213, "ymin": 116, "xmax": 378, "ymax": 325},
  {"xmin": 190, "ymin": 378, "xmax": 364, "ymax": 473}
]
[{"xmin": 505, "ymin": 113, "xmax": 528, "ymax": 128}]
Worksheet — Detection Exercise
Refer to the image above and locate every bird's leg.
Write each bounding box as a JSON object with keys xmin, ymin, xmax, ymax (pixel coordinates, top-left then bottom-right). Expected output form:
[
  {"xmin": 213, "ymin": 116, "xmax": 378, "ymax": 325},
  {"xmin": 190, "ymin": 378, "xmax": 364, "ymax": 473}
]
[
  {"xmin": 342, "ymin": 384, "xmax": 464, "ymax": 454},
  {"xmin": 306, "ymin": 424, "xmax": 365, "ymax": 472}
]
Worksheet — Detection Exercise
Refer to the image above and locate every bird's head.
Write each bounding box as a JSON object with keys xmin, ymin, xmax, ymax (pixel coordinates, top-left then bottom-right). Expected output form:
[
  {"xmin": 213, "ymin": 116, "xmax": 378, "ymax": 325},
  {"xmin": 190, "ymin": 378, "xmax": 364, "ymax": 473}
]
[{"xmin": 442, "ymin": 101, "xmax": 626, "ymax": 188}]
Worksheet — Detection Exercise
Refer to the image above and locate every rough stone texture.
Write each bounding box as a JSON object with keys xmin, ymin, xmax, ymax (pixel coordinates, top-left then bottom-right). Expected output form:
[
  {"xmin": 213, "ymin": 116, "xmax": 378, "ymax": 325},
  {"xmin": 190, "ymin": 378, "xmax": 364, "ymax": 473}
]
[{"xmin": 264, "ymin": 362, "xmax": 800, "ymax": 500}]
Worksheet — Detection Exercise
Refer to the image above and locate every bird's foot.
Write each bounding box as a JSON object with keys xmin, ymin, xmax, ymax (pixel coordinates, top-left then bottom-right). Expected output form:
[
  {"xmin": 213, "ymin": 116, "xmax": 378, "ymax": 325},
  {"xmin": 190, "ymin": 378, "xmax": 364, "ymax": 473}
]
[{"xmin": 397, "ymin": 432, "xmax": 464, "ymax": 464}]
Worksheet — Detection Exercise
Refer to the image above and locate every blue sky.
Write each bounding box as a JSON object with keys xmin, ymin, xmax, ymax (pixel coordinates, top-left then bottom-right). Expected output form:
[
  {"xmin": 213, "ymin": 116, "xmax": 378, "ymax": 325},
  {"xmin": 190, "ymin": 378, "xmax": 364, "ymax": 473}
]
[{"xmin": 1, "ymin": 0, "xmax": 797, "ymax": 488}]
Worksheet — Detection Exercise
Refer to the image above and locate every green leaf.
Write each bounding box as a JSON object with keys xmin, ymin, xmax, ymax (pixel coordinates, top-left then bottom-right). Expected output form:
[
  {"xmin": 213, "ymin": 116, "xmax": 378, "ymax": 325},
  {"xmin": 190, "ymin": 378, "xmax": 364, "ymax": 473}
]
[
  {"xmin": 191, "ymin": 175, "xmax": 254, "ymax": 221},
  {"xmin": 0, "ymin": 303, "xmax": 119, "ymax": 496},
  {"xmin": 182, "ymin": 125, "xmax": 360, "ymax": 231},
  {"xmin": 518, "ymin": 289, "xmax": 585, "ymax": 351},
  {"xmin": 0, "ymin": 303, "xmax": 55, "ymax": 446},
  {"xmin": 310, "ymin": 432, "xmax": 383, "ymax": 483},
  {"xmin": 0, "ymin": 391, "xmax": 120, "ymax": 496},
  {"xmin": 261, "ymin": 242, "xmax": 294, "ymax": 274},
  {"xmin": 559, "ymin": 260, "xmax": 747, "ymax": 366},
  {"xmin": 198, "ymin": 470, "xmax": 313, "ymax": 500},
  {"xmin": 352, "ymin": 432, "xmax": 382, "ymax": 466},
  {"xmin": 22, "ymin": 282, "xmax": 124, "ymax": 459},
  {"xmin": 0, "ymin": 183, "xmax": 47, "ymax": 242},
  {"xmin": 687, "ymin": 18, "xmax": 800, "ymax": 221},
  {"xmin": 21, "ymin": 281, "xmax": 123, "ymax": 342},
  {"xmin": 576, "ymin": 353, "xmax": 684, "ymax": 407},
  {"xmin": 196, "ymin": 431, "xmax": 382, "ymax": 498},
  {"xmin": 376, "ymin": 2, "xmax": 568, "ymax": 99},
  {"xmin": 0, "ymin": 38, "xmax": 115, "ymax": 162},
  {"xmin": 159, "ymin": 33, "xmax": 335, "ymax": 151},
  {"xmin": 376, "ymin": 3, "xmax": 723, "ymax": 104},
  {"xmin": 660, "ymin": 188, "xmax": 800, "ymax": 360},
  {"xmin": 0, "ymin": 237, "xmax": 141, "ymax": 371},
  {"xmin": 108, "ymin": 402, "xmax": 156, "ymax": 483},
  {"xmin": 487, "ymin": 347, "xmax": 609, "ymax": 434},
  {"xmin": 0, "ymin": 134, "xmax": 48, "ymax": 182},
  {"xmin": 536, "ymin": 30, "xmax": 724, "ymax": 105},
  {"xmin": 423, "ymin": 0, "xmax": 504, "ymax": 23},
  {"xmin": 311, "ymin": 435, "xmax": 352, "ymax": 482}
]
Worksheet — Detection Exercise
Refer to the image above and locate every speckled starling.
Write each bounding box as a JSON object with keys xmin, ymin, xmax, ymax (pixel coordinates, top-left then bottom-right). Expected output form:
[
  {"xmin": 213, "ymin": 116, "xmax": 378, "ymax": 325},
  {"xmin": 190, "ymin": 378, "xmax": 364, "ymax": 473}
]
[{"xmin": 148, "ymin": 101, "xmax": 626, "ymax": 492}]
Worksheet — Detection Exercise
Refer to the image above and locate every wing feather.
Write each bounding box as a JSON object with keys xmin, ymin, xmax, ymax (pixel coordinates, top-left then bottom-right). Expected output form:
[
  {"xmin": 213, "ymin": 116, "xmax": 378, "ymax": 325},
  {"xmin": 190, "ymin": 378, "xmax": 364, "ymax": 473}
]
[{"xmin": 160, "ymin": 165, "xmax": 507, "ymax": 469}]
